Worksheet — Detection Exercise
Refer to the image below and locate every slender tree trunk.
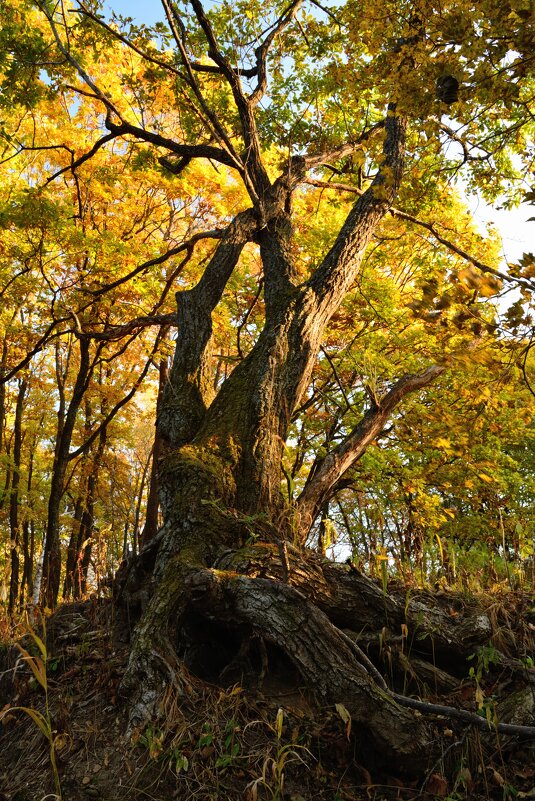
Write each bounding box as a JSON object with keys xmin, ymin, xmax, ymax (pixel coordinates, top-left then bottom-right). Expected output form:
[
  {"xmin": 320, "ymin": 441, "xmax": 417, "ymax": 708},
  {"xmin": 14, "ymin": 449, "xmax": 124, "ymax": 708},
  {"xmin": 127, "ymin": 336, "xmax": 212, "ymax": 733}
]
[
  {"xmin": 74, "ymin": 409, "xmax": 107, "ymax": 598},
  {"xmin": 73, "ymin": 464, "xmax": 97, "ymax": 599},
  {"xmin": 64, "ymin": 493, "xmax": 85, "ymax": 600},
  {"xmin": 20, "ymin": 427, "xmax": 37, "ymax": 604},
  {"xmin": 141, "ymin": 358, "xmax": 168, "ymax": 547},
  {"xmin": 0, "ymin": 442, "xmax": 11, "ymax": 513},
  {"xmin": 0, "ymin": 338, "xmax": 8, "ymax": 457},
  {"xmin": 9, "ymin": 378, "xmax": 27, "ymax": 612},
  {"xmin": 42, "ymin": 336, "xmax": 92, "ymax": 608}
]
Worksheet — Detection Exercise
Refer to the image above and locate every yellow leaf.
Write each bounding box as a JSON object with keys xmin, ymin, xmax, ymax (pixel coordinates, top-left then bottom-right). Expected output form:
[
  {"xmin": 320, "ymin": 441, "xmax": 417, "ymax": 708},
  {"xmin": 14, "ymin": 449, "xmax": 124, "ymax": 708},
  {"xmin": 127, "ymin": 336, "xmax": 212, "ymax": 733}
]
[
  {"xmin": 26, "ymin": 625, "xmax": 47, "ymax": 660},
  {"xmin": 15, "ymin": 646, "xmax": 47, "ymax": 690},
  {"xmin": 335, "ymin": 703, "xmax": 352, "ymax": 739},
  {"xmin": 14, "ymin": 706, "xmax": 50, "ymax": 738},
  {"xmin": 434, "ymin": 533, "xmax": 444, "ymax": 564},
  {"xmin": 275, "ymin": 708, "xmax": 284, "ymax": 739}
]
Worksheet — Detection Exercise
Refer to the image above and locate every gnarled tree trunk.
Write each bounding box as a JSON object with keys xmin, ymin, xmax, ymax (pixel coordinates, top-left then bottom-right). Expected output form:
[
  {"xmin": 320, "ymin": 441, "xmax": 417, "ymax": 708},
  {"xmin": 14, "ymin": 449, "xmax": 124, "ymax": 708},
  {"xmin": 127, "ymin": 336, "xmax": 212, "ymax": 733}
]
[{"xmin": 115, "ymin": 110, "xmax": 454, "ymax": 770}]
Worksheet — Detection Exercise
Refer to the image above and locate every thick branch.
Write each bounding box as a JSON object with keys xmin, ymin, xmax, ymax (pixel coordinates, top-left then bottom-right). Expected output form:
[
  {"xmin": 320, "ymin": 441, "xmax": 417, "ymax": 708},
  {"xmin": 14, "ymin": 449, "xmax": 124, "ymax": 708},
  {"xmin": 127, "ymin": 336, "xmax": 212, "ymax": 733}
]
[
  {"xmin": 158, "ymin": 210, "xmax": 257, "ymax": 446},
  {"xmin": 302, "ymin": 120, "xmax": 385, "ymax": 172},
  {"xmin": 297, "ymin": 365, "xmax": 445, "ymax": 532},
  {"xmin": 85, "ymin": 313, "xmax": 176, "ymax": 342},
  {"xmin": 105, "ymin": 117, "xmax": 238, "ymax": 169},
  {"xmin": 303, "ymin": 179, "xmax": 535, "ymax": 294},
  {"xmin": 308, "ymin": 108, "xmax": 406, "ymax": 314}
]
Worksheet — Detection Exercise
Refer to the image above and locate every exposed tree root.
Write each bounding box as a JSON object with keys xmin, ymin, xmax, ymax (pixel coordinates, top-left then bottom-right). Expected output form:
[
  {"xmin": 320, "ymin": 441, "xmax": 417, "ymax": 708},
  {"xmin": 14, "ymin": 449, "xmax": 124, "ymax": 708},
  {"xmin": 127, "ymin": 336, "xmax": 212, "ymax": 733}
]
[{"xmin": 117, "ymin": 541, "xmax": 535, "ymax": 774}]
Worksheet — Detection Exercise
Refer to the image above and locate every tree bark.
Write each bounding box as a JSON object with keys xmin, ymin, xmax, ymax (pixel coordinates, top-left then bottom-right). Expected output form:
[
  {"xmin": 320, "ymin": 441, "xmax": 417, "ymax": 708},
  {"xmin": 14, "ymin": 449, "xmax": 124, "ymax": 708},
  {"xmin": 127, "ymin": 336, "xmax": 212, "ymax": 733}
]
[
  {"xmin": 20, "ymin": 436, "xmax": 36, "ymax": 604},
  {"xmin": 141, "ymin": 358, "xmax": 169, "ymax": 547},
  {"xmin": 8, "ymin": 378, "xmax": 26, "ymax": 612},
  {"xmin": 296, "ymin": 365, "xmax": 446, "ymax": 535},
  {"xmin": 64, "ymin": 492, "xmax": 85, "ymax": 600},
  {"xmin": 42, "ymin": 336, "xmax": 92, "ymax": 607}
]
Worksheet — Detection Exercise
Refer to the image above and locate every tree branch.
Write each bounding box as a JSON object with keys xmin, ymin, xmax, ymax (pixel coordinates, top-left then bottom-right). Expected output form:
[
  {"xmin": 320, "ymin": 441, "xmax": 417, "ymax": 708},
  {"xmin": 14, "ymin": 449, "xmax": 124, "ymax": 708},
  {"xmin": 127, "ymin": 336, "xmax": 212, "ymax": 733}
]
[
  {"xmin": 307, "ymin": 107, "xmax": 406, "ymax": 312},
  {"xmin": 67, "ymin": 330, "xmax": 166, "ymax": 461},
  {"xmin": 157, "ymin": 209, "xmax": 258, "ymax": 447},
  {"xmin": 0, "ymin": 319, "xmax": 70, "ymax": 384},
  {"xmin": 35, "ymin": 0, "xmax": 124, "ymax": 119},
  {"xmin": 249, "ymin": 0, "xmax": 304, "ymax": 107},
  {"xmin": 302, "ymin": 120, "xmax": 385, "ymax": 172},
  {"xmin": 188, "ymin": 0, "xmax": 271, "ymax": 201},
  {"xmin": 75, "ymin": 3, "xmax": 185, "ymax": 80},
  {"xmin": 42, "ymin": 132, "xmax": 117, "ymax": 186},
  {"xmin": 391, "ymin": 208, "xmax": 535, "ymax": 293},
  {"xmin": 296, "ymin": 364, "xmax": 445, "ymax": 534},
  {"xmin": 159, "ymin": 0, "xmax": 244, "ymax": 175},
  {"xmin": 303, "ymin": 178, "xmax": 535, "ymax": 294},
  {"xmin": 84, "ymin": 313, "xmax": 176, "ymax": 342},
  {"xmin": 82, "ymin": 229, "xmax": 225, "ymax": 298},
  {"xmin": 105, "ymin": 116, "xmax": 238, "ymax": 169}
]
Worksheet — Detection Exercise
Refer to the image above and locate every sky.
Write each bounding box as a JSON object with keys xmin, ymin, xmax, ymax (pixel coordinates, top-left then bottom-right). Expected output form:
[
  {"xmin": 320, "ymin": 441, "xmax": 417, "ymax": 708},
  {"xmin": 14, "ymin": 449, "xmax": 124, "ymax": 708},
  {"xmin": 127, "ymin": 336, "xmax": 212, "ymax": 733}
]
[
  {"xmin": 104, "ymin": 0, "xmax": 164, "ymax": 25},
  {"xmin": 103, "ymin": 0, "xmax": 533, "ymax": 270}
]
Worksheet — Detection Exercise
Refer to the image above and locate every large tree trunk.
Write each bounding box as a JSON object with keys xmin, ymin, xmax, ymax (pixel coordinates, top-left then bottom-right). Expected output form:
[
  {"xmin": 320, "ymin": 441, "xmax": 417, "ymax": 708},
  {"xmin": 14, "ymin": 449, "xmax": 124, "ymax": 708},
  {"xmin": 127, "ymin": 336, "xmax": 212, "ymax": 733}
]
[{"xmin": 113, "ymin": 111, "xmax": 459, "ymax": 769}]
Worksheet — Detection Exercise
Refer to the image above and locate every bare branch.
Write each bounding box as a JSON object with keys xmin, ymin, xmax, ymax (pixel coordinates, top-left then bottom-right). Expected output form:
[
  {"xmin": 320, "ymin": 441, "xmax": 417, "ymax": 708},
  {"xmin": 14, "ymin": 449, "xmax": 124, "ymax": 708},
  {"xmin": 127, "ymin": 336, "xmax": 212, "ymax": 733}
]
[
  {"xmin": 392, "ymin": 208, "xmax": 535, "ymax": 293},
  {"xmin": 42, "ymin": 132, "xmax": 117, "ymax": 185},
  {"xmin": 303, "ymin": 178, "xmax": 535, "ymax": 294},
  {"xmin": 83, "ymin": 229, "xmax": 225, "ymax": 298},
  {"xmin": 192, "ymin": 62, "xmax": 258, "ymax": 78},
  {"xmin": 75, "ymin": 3, "xmax": 185, "ymax": 79},
  {"xmin": 249, "ymin": 0, "xmax": 304, "ymax": 107},
  {"xmin": 35, "ymin": 0, "xmax": 124, "ymax": 119},
  {"xmin": 188, "ymin": 0, "xmax": 271, "ymax": 200},
  {"xmin": 160, "ymin": 0, "xmax": 244, "ymax": 174}
]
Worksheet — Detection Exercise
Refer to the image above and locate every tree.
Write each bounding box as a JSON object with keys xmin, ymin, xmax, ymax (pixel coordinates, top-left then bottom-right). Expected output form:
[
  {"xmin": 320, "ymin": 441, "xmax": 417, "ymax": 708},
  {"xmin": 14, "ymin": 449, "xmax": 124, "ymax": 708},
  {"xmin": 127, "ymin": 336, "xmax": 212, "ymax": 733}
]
[{"xmin": 2, "ymin": 0, "xmax": 535, "ymax": 768}]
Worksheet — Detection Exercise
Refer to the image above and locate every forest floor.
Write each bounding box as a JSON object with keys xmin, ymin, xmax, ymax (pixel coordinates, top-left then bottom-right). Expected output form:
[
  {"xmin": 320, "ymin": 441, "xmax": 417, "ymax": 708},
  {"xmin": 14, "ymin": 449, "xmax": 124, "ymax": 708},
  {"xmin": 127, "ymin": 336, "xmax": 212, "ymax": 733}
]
[{"xmin": 0, "ymin": 582, "xmax": 534, "ymax": 801}]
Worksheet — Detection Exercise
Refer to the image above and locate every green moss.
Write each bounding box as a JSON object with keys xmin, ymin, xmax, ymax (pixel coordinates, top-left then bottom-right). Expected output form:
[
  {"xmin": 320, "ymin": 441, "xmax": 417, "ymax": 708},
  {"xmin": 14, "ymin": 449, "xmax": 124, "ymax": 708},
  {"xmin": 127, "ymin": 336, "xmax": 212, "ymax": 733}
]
[{"xmin": 159, "ymin": 441, "xmax": 239, "ymax": 509}]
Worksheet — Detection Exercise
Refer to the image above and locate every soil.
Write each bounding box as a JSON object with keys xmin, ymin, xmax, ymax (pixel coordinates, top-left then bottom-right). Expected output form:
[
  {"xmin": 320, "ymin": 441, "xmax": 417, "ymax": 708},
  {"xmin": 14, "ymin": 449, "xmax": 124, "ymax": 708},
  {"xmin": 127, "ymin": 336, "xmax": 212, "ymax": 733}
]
[{"xmin": 0, "ymin": 587, "xmax": 534, "ymax": 801}]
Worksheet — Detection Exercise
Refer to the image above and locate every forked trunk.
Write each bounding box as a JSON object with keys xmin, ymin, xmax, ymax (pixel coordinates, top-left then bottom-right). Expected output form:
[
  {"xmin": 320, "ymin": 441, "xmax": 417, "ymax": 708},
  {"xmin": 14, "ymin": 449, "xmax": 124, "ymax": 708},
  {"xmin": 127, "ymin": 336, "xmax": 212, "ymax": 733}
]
[{"xmin": 116, "ymin": 110, "xmax": 449, "ymax": 768}]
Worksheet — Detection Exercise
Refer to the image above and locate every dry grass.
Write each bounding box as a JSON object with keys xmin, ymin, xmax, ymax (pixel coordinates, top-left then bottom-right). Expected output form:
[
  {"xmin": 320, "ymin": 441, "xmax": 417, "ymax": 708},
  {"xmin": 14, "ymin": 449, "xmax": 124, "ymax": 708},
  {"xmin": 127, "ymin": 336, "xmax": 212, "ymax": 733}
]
[{"xmin": 0, "ymin": 593, "xmax": 533, "ymax": 801}]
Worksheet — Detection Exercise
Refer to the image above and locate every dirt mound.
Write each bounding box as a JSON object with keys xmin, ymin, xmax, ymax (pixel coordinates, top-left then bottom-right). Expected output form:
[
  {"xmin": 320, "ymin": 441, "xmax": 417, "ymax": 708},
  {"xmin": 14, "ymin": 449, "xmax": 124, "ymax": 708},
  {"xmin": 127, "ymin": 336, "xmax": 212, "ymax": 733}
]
[{"xmin": 0, "ymin": 592, "xmax": 534, "ymax": 801}]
